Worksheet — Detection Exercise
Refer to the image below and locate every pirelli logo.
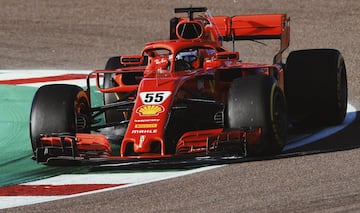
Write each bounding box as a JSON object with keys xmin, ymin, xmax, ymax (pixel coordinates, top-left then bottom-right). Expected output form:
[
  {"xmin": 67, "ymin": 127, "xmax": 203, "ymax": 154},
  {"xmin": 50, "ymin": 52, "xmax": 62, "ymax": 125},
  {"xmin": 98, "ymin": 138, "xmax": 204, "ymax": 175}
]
[{"xmin": 134, "ymin": 123, "xmax": 158, "ymax": 128}]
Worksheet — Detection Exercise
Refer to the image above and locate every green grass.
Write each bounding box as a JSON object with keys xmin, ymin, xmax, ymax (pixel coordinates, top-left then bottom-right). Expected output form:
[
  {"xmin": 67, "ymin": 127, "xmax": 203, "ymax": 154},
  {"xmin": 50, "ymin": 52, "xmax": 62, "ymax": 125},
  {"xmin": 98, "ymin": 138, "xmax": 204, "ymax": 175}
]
[{"xmin": 0, "ymin": 85, "xmax": 102, "ymax": 187}]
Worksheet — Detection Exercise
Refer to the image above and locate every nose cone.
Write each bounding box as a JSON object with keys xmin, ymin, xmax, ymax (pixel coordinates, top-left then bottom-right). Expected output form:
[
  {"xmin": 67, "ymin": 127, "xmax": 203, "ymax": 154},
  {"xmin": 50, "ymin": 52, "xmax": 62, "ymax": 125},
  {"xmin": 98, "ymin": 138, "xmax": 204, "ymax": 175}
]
[{"xmin": 121, "ymin": 78, "xmax": 178, "ymax": 156}]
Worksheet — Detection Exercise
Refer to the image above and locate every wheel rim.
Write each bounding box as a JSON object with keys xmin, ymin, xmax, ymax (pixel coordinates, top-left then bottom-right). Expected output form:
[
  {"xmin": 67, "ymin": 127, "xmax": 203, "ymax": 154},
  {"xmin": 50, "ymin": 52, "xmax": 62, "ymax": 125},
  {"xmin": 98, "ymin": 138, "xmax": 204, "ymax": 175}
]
[
  {"xmin": 337, "ymin": 61, "xmax": 347, "ymax": 116},
  {"xmin": 75, "ymin": 95, "xmax": 91, "ymax": 133},
  {"xmin": 271, "ymin": 89, "xmax": 287, "ymax": 146}
]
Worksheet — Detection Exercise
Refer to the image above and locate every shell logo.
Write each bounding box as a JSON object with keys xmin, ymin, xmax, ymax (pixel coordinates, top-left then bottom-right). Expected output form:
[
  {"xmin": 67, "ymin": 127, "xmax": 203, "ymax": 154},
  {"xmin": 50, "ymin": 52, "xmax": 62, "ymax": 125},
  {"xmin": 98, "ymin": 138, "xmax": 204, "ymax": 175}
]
[{"xmin": 136, "ymin": 105, "xmax": 164, "ymax": 116}]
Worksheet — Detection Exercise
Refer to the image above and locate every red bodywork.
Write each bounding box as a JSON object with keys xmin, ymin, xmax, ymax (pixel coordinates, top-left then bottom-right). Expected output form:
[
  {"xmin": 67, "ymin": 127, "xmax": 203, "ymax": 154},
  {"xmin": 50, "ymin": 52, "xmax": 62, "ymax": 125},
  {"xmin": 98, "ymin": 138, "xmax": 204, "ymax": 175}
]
[{"xmin": 38, "ymin": 7, "xmax": 290, "ymax": 161}]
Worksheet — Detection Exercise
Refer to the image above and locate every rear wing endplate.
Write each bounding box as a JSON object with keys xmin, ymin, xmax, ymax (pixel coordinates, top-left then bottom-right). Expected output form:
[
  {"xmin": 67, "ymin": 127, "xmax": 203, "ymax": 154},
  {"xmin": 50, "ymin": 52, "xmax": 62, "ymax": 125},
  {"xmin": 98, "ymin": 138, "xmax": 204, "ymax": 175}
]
[{"xmin": 212, "ymin": 14, "xmax": 290, "ymax": 63}]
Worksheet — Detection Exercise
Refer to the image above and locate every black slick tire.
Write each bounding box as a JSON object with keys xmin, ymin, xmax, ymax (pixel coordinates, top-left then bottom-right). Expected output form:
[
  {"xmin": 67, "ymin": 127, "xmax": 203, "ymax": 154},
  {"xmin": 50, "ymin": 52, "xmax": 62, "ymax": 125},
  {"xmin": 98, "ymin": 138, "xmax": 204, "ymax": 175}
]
[
  {"xmin": 30, "ymin": 84, "xmax": 90, "ymax": 155},
  {"xmin": 285, "ymin": 49, "xmax": 347, "ymax": 127},
  {"xmin": 103, "ymin": 56, "xmax": 125, "ymax": 123},
  {"xmin": 227, "ymin": 75, "xmax": 288, "ymax": 156}
]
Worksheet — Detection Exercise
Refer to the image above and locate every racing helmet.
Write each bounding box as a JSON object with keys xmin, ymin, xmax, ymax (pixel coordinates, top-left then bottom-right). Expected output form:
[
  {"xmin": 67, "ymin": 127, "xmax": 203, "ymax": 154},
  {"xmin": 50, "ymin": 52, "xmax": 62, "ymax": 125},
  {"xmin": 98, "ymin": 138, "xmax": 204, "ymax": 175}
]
[{"xmin": 175, "ymin": 49, "xmax": 201, "ymax": 70}]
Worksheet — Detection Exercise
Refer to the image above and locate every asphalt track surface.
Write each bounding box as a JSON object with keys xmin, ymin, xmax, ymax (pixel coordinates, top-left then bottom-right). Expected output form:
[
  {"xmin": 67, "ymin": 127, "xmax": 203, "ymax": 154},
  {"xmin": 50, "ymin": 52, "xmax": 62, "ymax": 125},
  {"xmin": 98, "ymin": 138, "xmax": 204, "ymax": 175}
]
[{"xmin": 1, "ymin": 0, "xmax": 360, "ymax": 212}]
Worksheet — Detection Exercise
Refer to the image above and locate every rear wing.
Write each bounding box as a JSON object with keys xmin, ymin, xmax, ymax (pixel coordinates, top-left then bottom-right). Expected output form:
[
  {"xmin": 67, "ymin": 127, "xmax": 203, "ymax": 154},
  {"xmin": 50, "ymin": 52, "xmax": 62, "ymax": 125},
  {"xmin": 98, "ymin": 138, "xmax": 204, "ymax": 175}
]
[{"xmin": 212, "ymin": 14, "xmax": 290, "ymax": 63}]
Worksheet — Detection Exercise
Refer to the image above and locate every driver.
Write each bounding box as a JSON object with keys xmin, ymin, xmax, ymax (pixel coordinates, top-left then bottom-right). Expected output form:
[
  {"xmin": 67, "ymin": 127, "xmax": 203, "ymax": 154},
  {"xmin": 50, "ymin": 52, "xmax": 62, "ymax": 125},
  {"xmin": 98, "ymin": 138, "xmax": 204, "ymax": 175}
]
[{"xmin": 175, "ymin": 49, "xmax": 201, "ymax": 71}]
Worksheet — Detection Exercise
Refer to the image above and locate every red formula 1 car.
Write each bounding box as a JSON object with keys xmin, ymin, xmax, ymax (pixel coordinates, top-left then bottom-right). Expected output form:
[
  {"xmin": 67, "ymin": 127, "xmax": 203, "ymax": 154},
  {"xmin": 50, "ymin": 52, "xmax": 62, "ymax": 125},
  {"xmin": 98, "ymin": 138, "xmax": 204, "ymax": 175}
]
[{"xmin": 30, "ymin": 7, "xmax": 347, "ymax": 164}]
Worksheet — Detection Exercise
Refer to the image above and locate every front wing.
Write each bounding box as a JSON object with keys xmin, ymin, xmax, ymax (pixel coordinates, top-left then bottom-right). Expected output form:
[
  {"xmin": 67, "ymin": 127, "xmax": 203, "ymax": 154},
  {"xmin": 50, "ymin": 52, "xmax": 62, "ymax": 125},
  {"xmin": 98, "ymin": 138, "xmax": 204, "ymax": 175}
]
[{"xmin": 34, "ymin": 128, "xmax": 262, "ymax": 165}]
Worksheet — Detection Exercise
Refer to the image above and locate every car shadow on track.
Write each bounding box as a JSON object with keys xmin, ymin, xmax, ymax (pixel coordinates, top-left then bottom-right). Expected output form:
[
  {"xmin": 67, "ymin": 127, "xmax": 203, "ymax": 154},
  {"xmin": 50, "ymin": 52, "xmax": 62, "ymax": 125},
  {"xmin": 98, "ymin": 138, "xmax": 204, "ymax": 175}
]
[
  {"xmin": 90, "ymin": 111, "xmax": 360, "ymax": 171},
  {"xmin": 271, "ymin": 110, "xmax": 360, "ymax": 160}
]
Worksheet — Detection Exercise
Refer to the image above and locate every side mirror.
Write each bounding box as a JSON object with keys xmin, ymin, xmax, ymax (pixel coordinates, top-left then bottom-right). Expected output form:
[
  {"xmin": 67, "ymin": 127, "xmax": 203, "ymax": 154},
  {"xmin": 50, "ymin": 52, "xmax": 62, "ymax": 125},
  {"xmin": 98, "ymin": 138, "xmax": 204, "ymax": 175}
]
[
  {"xmin": 216, "ymin": 52, "xmax": 239, "ymax": 61},
  {"xmin": 121, "ymin": 55, "xmax": 145, "ymax": 66}
]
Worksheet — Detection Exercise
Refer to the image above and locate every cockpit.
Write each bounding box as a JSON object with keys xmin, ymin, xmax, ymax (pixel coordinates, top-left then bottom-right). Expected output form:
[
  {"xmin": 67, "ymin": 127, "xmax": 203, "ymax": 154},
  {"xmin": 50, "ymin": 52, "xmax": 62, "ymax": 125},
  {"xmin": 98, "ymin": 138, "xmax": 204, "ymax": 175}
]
[{"xmin": 144, "ymin": 46, "xmax": 217, "ymax": 75}]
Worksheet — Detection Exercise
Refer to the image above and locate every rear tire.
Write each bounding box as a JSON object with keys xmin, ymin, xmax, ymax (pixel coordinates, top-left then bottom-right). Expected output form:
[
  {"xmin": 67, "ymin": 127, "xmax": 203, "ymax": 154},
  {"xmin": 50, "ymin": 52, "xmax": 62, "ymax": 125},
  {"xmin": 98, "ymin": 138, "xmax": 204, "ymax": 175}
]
[
  {"xmin": 285, "ymin": 49, "xmax": 347, "ymax": 127},
  {"xmin": 103, "ymin": 56, "xmax": 125, "ymax": 123},
  {"xmin": 30, "ymin": 84, "xmax": 91, "ymax": 155},
  {"xmin": 227, "ymin": 75, "xmax": 288, "ymax": 156}
]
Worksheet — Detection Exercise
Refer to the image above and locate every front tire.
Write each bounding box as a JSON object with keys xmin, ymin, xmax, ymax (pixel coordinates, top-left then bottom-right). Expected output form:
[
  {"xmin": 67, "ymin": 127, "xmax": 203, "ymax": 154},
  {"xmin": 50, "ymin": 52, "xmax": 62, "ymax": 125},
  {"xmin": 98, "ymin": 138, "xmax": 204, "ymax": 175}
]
[
  {"xmin": 30, "ymin": 84, "xmax": 91, "ymax": 156},
  {"xmin": 227, "ymin": 75, "xmax": 288, "ymax": 156}
]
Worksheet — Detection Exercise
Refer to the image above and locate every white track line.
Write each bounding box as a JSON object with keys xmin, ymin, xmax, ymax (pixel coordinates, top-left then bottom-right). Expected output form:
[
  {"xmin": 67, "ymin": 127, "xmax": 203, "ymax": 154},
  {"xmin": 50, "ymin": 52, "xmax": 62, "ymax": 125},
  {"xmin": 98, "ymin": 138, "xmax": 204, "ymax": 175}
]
[
  {"xmin": 0, "ymin": 69, "xmax": 93, "ymax": 87},
  {"xmin": 0, "ymin": 165, "xmax": 222, "ymax": 209},
  {"xmin": 0, "ymin": 69, "xmax": 91, "ymax": 79}
]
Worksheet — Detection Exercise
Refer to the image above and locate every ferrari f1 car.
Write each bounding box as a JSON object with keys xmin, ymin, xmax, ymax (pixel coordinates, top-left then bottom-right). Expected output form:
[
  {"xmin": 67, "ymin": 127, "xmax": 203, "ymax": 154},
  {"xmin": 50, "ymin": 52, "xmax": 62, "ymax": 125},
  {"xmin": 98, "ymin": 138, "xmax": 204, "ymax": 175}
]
[{"xmin": 30, "ymin": 7, "xmax": 348, "ymax": 164}]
